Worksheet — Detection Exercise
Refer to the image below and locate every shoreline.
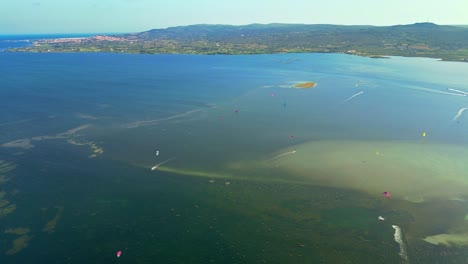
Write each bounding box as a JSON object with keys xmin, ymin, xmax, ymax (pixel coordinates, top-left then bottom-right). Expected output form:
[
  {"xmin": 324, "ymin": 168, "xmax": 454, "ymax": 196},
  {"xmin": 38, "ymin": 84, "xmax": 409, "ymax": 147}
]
[{"xmin": 4, "ymin": 47, "xmax": 467, "ymax": 64}]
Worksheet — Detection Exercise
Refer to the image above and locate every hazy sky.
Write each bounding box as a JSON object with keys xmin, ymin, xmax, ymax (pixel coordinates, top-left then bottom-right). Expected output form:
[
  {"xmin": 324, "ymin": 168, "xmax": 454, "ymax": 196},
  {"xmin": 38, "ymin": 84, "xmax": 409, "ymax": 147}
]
[{"xmin": 1, "ymin": 0, "xmax": 467, "ymax": 34}]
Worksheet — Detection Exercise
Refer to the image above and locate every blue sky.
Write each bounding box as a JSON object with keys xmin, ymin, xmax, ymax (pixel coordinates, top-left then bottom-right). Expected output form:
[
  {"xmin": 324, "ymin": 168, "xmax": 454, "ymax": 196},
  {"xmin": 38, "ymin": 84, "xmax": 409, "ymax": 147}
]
[{"xmin": 1, "ymin": 0, "xmax": 467, "ymax": 34}]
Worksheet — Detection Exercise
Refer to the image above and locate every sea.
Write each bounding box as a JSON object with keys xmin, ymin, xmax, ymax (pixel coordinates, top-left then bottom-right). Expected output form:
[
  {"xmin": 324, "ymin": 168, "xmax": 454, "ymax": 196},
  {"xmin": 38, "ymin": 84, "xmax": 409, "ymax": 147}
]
[{"xmin": 1, "ymin": 38, "xmax": 468, "ymax": 263}]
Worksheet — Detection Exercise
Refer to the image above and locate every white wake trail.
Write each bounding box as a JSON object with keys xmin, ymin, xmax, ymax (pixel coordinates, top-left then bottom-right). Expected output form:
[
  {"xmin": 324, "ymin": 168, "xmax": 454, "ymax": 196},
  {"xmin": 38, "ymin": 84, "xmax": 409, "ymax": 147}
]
[
  {"xmin": 453, "ymin": 108, "xmax": 468, "ymax": 121},
  {"xmin": 151, "ymin": 157, "xmax": 176, "ymax": 171},
  {"xmin": 406, "ymin": 86, "xmax": 465, "ymax": 96},
  {"xmin": 392, "ymin": 225, "xmax": 409, "ymax": 263},
  {"xmin": 448, "ymin": 88, "xmax": 468, "ymax": 96},
  {"xmin": 269, "ymin": 150, "xmax": 296, "ymax": 160},
  {"xmin": 343, "ymin": 91, "xmax": 364, "ymax": 103}
]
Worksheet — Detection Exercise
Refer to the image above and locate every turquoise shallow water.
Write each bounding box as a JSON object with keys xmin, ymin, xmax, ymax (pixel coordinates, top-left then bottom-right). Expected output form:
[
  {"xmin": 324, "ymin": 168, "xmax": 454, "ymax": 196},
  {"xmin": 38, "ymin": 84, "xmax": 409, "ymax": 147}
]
[{"xmin": 1, "ymin": 52, "xmax": 468, "ymax": 263}]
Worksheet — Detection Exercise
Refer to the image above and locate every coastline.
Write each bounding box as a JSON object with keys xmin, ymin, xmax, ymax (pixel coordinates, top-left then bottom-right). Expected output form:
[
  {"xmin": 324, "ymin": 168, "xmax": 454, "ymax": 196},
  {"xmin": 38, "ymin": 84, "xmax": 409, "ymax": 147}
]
[
  {"xmin": 2, "ymin": 36, "xmax": 465, "ymax": 63},
  {"xmin": 4, "ymin": 46, "xmax": 467, "ymax": 64}
]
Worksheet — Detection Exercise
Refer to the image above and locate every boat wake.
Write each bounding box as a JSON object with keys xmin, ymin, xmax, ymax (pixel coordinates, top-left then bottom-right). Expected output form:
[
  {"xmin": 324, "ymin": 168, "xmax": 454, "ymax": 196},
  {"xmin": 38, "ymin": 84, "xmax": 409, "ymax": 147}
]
[
  {"xmin": 453, "ymin": 107, "xmax": 468, "ymax": 121},
  {"xmin": 392, "ymin": 225, "xmax": 409, "ymax": 263},
  {"xmin": 343, "ymin": 91, "xmax": 364, "ymax": 103},
  {"xmin": 448, "ymin": 88, "xmax": 468, "ymax": 96},
  {"xmin": 268, "ymin": 150, "xmax": 296, "ymax": 160},
  {"xmin": 151, "ymin": 157, "xmax": 176, "ymax": 171}
]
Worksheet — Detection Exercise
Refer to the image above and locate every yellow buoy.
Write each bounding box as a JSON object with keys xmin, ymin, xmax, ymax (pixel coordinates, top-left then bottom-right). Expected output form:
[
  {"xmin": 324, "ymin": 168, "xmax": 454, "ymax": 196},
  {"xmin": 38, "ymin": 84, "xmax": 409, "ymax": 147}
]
[{"xmin": 422, "ymin": 132, "xmax": 426, "ymax": 137}]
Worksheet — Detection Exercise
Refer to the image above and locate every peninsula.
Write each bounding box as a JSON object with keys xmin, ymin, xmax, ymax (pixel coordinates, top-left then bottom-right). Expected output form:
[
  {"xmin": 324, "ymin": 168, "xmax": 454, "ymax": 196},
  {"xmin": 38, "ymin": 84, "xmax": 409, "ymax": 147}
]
[{"xmin": 6, "ymin": 23, "xmax": 468, "ymax": 62}]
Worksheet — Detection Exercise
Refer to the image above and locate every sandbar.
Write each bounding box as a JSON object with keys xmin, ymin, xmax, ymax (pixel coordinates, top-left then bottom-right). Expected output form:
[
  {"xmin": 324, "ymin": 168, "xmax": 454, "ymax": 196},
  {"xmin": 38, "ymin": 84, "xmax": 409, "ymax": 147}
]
[{"xmin": 292, "ymin": 82, "xmax": 317, "ymax": 89}]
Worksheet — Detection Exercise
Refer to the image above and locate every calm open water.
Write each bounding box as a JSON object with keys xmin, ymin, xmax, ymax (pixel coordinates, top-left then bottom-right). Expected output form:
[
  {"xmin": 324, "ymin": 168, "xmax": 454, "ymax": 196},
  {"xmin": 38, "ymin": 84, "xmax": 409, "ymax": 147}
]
[{"xmin": 1, "ymin": 50, "xmax": 468, "ymax": 263}]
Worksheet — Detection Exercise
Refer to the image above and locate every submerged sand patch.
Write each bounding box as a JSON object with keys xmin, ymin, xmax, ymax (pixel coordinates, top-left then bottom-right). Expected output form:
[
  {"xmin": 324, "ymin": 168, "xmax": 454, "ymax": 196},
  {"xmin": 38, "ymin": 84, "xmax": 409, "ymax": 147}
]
[
  {"xmin": 0, "ymin": 175, "xmax": 9, "ymax": 184},
  {"xmin": 5, "ymin": 227, "xmax": 30, "ymax": 235},
  {"xmin": 5, "ymin": 235, "xmax": 32, "ymax": 255},
  {"xmin": 1, "ymin": 139, "xmax": 34, "ymax": 149},
  {"xmin": 76, "ymin": 113, "xmax": 98, "ymax": 120},
  {"xmin": 1, "ymin": 124, "xmax": 92, "ymax": 153},
  {"xmin": 423, "ymin": 233, "xmax": 468, "ymax": 247},
  {"xmin": 0, "ymin": 204, "xmax": 16, "ymax": 218},
  {"xmin": 43, "ymin": 206, "xmax": 64, "ymax": 234},
  {"xmin": 267, "ymin": 140, "xmax": 468, "ymax": 201},
  {"xmin": 0, "ymin": 161, "xmax": 16, "ymax": 173},
  {"xmin": 68, "ymin": 139, "xmax": 104, "ymax": 158},
  {"xmin": 148, "ymin": 140, "xmax": 468, "ymax": 202},
  {"xmin": 0, "ymin": 199, "xmax": 10, "ymax": 208}
]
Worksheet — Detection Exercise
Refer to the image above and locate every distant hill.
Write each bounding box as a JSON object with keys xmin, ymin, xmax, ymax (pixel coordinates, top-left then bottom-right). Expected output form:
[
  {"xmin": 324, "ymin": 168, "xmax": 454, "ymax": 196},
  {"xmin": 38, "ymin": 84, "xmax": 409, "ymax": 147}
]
[{"xmin": 8, "ymin": 23, "xmax": 468, "ymax": 62}]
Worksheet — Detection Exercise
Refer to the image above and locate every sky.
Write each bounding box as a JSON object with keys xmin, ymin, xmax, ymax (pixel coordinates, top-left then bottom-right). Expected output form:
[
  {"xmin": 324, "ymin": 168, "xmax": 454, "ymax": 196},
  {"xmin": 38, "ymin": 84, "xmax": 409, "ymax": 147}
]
[{"xmin": 1, "ymin": 0, "xmax": 467, "ymax": 34}]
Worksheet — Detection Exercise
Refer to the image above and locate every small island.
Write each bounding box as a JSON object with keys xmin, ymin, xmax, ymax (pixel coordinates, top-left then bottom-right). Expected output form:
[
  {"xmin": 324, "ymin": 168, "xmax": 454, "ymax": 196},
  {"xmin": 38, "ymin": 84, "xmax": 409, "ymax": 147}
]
[{"xmin": 292, "ymin": 82, "xmax": 317, "ymax": 89}]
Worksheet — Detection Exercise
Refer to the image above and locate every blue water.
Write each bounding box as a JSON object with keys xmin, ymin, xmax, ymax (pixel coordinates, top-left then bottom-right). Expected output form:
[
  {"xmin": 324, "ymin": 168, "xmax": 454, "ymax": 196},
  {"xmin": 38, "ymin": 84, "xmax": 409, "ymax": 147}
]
[{"xmin": 1, "ymin": 52, "xmax": 468, "ymax": 263}]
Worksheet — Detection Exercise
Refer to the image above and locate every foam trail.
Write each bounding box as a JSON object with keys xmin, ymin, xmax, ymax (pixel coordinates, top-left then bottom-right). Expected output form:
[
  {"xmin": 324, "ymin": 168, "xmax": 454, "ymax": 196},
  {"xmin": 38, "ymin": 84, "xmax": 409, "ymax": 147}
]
[
  {"xmin": 407, "ymin": 86, "xmax": 466, "ymax": 96},
  {"xmin": 448, "ymin": 88, "xmax": 468, "ymax": 95},
  {"xmin": 343, "ymin": 91, "xmax": 364, "ymax": 103},
  {"xmin": 127, "ymin": 108, "xmax": 207, "ymax": 128},
  {"xmin": 392, "ymin": 225, "xmax": 409, "ymax": 263},
  {"xmin": 268, "ymin": 150, "xmax": 296, "ymax": 160},
  {"xmin": 453, "ymin": 108, "xmax": 468, "ymax": 121},
  {"xmin": 151, "ymin": 157, "xmax": 176, "ymax": 171}
]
